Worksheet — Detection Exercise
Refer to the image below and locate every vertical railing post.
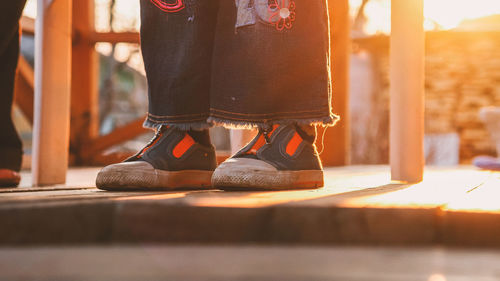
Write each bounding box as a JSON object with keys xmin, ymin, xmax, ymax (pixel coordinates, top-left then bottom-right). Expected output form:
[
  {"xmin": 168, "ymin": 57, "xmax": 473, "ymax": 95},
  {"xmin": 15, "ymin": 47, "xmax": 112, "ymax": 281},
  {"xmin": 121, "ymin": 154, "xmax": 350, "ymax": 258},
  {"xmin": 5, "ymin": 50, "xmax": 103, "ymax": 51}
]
[
  {"xmin": 72, "ymin": 0, "xmax": 99, "ymax": 164},
  {"xmin": 32, "ymin": 0, "xmax": 72, "ymax": 186},
  {"xmin": 390, "ymin": 0, "xmax": 425, "ymax": 183},
  {"xmin": 321, "ymin": 0, "xmax": 351, "ymax": 166}
]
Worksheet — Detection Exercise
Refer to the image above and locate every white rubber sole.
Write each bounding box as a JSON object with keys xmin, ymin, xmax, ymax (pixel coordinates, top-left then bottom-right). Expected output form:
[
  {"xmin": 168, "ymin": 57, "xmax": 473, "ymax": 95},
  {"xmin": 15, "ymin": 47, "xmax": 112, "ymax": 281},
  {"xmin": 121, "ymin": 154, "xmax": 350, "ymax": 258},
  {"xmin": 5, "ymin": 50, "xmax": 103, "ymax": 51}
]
[
  {"xmin": 96, "ymin": 161, "xmax": 213, "ymax": 191},
  {"xmin": 212, "ymin": 158, "xmax": 324, "ymax": 191}
]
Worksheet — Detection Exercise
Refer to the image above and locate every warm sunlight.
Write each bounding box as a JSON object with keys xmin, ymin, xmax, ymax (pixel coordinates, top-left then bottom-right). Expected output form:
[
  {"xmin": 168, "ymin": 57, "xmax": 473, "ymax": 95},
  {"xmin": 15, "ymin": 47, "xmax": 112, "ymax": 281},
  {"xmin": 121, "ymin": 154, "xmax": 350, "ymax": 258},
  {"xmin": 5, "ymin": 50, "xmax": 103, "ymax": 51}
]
[
  {"xmin": 24, "ymin": 0, "xmax": 500, "ymax": 34},
  {"xmin": 424, "ymin": 0, "xmax": 500, "ymax": 29},
  {"xmin": 352, "ymin": 0, "xmax": 500, "ymax": 34}
]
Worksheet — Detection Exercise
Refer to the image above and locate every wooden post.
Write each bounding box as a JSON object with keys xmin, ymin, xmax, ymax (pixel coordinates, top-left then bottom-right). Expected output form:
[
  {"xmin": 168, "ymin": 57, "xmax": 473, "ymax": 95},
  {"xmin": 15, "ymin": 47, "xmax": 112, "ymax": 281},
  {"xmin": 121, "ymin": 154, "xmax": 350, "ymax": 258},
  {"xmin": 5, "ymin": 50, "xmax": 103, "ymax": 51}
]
[
  {"xmin": 32, "ymin": 0, "xmax": 72, "ymax": 186},
  {"xmin": 390, "ymin": 0, "xmax": 425, "ymax": 183},
  {"xmin": 320, "ymin": 0, "xmax": 351, "ymax": 166},
  {"xmin": 71, "ymin": 0, "xmax": 99, "ymax": 164}
]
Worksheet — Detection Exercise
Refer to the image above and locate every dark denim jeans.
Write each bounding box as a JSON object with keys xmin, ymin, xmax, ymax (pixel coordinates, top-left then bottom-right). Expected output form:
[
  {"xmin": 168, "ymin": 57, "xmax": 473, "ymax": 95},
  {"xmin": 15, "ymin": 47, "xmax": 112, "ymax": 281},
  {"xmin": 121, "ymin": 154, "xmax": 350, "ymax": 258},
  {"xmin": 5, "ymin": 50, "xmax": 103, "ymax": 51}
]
[
  {"xmin": 0, "ymin": 0, "xmax": 26, "ymax": 171},
  {"xmin": 141, "ymin": 0, "xmax": 338, "ymax": 129}
]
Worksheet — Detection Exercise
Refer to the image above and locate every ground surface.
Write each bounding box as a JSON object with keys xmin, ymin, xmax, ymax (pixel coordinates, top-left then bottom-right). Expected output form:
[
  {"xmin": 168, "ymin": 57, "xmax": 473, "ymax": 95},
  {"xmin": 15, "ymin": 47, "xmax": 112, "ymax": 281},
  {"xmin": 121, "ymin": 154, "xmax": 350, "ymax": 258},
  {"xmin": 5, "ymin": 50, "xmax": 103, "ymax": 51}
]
[
  {"xmin": 1, "ymin": 166, "xmax": 499, "ymax": 246},
  {"xmin": 2, "ymin": 245, "xmax": 500, "ymax": 281}
]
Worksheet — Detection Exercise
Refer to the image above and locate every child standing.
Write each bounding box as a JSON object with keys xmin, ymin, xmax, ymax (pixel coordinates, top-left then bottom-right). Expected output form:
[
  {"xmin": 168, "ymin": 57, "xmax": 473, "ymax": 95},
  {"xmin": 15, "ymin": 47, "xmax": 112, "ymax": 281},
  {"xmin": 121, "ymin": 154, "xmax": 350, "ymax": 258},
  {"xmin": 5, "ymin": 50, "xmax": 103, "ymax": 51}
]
[{"xmin": 97, "ymin": 0, "xmax": 338, "ymax": 190}]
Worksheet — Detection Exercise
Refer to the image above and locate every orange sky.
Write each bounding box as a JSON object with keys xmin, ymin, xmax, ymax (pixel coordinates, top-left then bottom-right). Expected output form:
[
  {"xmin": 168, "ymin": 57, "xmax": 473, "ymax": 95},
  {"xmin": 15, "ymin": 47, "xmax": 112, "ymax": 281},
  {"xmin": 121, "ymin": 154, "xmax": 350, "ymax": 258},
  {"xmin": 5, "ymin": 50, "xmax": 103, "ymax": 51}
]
[
  {"xmin": 24, "ymin": 0, "xmax": 500, "ymax": 34},
  {"xmin": 352, "ymin": 0, "xmax": 500, "ymax": 34}
]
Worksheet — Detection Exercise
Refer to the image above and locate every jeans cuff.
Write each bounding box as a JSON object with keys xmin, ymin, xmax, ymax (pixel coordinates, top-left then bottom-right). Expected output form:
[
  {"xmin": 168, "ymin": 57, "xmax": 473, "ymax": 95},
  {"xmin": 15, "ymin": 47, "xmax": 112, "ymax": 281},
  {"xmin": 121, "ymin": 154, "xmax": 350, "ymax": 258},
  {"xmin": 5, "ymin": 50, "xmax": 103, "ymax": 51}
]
[
  {"xmin": 207, "ymin": 114, "xmax": 340, "ymax": 130},
  {"xmin": 143, "ymin": 118, "xmax": 213, "ymax": 131}
]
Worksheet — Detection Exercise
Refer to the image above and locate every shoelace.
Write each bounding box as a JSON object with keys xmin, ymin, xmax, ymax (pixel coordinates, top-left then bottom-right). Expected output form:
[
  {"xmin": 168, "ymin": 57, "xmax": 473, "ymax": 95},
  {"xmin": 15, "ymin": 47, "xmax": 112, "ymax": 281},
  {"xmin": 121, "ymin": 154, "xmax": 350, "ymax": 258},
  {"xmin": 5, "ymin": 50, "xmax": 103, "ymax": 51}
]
[
  {"xmin": 238, "ymin": 125, "xmax": 276, "ymax": 156},
  {"xmin": 260, "ymin": 123, "xmax": 278, "ymax": 144},
  {"xmin": 261, "ymin": 128, "xmax": 272, "ymax": 144}
]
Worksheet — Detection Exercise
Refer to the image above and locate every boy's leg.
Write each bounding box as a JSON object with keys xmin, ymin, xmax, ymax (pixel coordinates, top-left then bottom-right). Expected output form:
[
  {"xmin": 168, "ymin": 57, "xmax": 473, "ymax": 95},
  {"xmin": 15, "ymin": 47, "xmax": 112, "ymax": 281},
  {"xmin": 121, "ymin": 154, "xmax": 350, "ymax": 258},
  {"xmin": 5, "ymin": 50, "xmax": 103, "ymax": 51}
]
[
  {"xmin": 209, "ymin": 0, "xmax": 337, "ymax": 127},
  {"xmin": 141, "ymin": 0, "xmax": 219, "ymax": 129},
  {"xmin": 0, "ymin": 0, "xmax": 27, "ymax": 187},
  {"xmin": 96, "ymin": 0, "xmax": 219, "ymax": 190},
  {"xmin": 210, "ymin": 0, "xmax": 337, "ymax": 190}
]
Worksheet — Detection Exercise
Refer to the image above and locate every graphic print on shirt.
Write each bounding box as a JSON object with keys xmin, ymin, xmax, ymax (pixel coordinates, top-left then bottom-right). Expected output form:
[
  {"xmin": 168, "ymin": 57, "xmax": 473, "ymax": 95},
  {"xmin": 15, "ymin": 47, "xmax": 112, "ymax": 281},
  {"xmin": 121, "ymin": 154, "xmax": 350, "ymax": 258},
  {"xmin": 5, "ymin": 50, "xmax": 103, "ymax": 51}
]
[
  {"xmin": 150, "ymin": 0, "xmax": 185, "ymax": 13},
  {"xmin": 236, "ymin": 0, "xmax": 296, "ymax": 31}
]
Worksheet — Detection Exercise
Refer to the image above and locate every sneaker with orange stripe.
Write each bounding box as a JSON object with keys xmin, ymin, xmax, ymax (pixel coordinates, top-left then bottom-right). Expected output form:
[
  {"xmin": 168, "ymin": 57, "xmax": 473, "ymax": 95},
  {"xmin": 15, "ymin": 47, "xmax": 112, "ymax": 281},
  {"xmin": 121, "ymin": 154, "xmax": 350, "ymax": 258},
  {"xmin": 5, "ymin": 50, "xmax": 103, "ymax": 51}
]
[
  {"xmin": 96, "ymin": 126, "xmax": 217, "ymax": 191},
  {"xmin": 212, "ymin": 124, "xmax": 324, "ymax": 190}
]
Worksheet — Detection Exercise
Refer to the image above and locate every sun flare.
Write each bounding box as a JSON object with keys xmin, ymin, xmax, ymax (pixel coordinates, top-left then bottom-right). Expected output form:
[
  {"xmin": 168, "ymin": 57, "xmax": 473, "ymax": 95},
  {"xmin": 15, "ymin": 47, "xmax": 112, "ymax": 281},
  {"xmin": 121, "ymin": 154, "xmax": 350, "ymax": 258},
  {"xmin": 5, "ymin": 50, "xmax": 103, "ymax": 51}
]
[
  {"xmin": 352, "ymin": 0, "xmax": 500, "ymax": 34},
  {"xmin": 22, "ymin": 0, "xmax": 500, "ymax": 35},
  {"xmin": 424, "ymin": 0, "xmax": 500, "ymax": 29}
]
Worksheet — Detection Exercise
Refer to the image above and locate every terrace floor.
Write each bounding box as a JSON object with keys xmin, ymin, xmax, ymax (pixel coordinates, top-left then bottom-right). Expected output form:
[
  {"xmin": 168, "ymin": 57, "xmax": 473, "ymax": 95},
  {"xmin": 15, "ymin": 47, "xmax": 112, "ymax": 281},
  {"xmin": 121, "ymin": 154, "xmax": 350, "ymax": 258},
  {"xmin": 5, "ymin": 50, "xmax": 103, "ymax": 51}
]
[{"xmin": 1, "ymin": 165, "xmax": 500, "ymax": 246}]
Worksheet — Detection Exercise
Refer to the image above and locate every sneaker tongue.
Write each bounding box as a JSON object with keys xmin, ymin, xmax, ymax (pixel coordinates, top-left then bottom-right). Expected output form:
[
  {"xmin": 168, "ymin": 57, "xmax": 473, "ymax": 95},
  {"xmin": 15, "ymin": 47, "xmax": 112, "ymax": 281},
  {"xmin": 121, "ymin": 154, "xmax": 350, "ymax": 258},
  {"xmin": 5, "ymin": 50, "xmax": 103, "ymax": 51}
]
[
  {"xmin": 246, "ymin": 126, "xmax": 280, "ymax": 154},
  {"xmin": 234, "ymin": 125, "xmax": 282, "ymax": 158}
]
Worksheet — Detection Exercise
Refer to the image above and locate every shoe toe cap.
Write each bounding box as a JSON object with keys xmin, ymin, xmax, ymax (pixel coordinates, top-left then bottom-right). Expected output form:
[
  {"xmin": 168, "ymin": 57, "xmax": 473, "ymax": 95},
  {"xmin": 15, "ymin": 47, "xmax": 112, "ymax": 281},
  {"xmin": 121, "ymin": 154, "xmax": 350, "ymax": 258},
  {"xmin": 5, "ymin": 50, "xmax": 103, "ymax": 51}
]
[
  {"xmin": 212, "ymin": 157, "xmax": 323, "ymax": 190},
  {"xmin": 212, "ymin": 158, "xmax": 279, "ymax": 189},
  {"xmin": 96, "ymin": 161, "xmax": 155, "ymax": 190},
  {"xmin": 215, "ymin": 158, "xmax": 277, "ymax": 173}
]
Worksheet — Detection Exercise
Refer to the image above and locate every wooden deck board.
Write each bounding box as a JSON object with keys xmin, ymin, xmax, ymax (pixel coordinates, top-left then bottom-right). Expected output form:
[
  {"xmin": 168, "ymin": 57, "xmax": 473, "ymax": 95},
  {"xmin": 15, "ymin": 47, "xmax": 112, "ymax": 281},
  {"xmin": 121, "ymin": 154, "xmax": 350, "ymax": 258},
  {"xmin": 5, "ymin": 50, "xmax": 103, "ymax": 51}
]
[{"xmin": 0, "ymin": 166, "xmax": 499, "ymax": 246}]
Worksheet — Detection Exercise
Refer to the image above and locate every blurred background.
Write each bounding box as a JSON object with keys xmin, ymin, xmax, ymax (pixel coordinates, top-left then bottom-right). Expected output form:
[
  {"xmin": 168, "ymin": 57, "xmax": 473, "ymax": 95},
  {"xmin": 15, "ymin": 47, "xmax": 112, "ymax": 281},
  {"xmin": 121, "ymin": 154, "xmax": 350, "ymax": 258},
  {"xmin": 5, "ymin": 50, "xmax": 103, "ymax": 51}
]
[{"xmin": 15, "ymin": 0, "xmax": 500, "ymax": 167}]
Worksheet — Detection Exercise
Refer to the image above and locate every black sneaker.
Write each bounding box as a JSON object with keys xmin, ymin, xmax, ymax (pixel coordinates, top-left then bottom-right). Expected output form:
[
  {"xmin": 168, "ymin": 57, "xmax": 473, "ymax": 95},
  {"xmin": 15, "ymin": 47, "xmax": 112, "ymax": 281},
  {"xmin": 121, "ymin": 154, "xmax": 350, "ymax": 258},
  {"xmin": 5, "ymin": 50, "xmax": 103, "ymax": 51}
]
[
  {"xmin": 212, "ymin": 124, "xmax": 324, "ymax": 190},
  {"xmin": 96, "ymin": 126, "xmax": 217, "ymax": 191}
]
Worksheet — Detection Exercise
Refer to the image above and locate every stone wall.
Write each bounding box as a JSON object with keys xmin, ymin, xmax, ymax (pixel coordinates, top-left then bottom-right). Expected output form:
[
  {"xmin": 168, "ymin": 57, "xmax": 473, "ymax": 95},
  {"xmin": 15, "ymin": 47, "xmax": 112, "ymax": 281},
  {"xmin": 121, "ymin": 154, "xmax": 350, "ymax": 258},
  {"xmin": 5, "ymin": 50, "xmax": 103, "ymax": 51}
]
[{"xmin": 352, "ymin": 31, "xmax": 500, "ymax": 164}]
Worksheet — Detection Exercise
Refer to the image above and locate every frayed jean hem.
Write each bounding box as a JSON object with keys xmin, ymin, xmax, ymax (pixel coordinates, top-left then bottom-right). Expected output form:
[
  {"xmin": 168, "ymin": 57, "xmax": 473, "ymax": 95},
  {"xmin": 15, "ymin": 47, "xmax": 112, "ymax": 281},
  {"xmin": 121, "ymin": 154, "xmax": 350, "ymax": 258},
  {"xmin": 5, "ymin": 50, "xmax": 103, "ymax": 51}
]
[{"xmin": 143, "ymin": 114, "xmax": 339, "ymax": 131}]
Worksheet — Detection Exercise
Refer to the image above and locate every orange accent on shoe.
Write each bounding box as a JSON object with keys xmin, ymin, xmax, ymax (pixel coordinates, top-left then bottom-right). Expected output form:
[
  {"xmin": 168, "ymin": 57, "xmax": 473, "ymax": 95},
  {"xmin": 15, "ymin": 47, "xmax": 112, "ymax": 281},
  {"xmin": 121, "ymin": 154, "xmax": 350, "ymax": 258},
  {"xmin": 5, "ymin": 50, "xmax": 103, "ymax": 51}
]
[
  {"xmin": 247, "ymin": 125, "xmax": 280, "ymax": 155},
  {"xmin": 269, "ymin": 125, "xmax": 279, "ymax": 136},
  {"xmin": 286, "ymin": 132, "xmax": 303, "ymax": 156},
  {"xmin": 249, "ymin": 134, "xmax": 266, "ymax": 154},
  {"xmin": 173, "ymin": 134, "xmax": 196, "ymax": 158}
]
